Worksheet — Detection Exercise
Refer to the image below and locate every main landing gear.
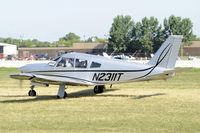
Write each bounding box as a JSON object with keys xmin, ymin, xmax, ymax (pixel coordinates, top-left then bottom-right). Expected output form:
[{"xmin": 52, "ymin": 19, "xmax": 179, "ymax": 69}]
[
  {"xmin": 27, "ymin": 84, "xmax": 105, "ymax": 98},
  {"xmin": 94, "ymin": 85, "xmax": 105, "ymax": 94},
  {"xmin": 28, "ymin": 85, "xmax": 37, "ymax": 96},
  {"xmin": 57, "ymin": 91, "xmax": 67, "ymax": 99},
  {"xmin": 57, "ymin": 84, "xmax": 67, "ymax": 99}
]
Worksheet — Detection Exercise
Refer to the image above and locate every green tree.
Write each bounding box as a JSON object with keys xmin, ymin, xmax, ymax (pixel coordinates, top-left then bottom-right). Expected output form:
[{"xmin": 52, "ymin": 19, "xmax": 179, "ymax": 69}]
[
  {"xmin": 109, "ymin": 15, "xmax": 197, "ymax": 55},
  {"xmin": 163, "ymin": 15, "xmax": 194, "ymax": 43},
  {"xmin": 163, "ymin": 15, "xmax": 195, "ymax": 56},
  {"xmin": 0, "ymin": 37, "xmax": 52, "ymax": 47},
  {"xmin": 131, "ymin": 17, "xmax": 164, "ymax": 54},
  {"xmin": 95, "ymin": 37, "xmax": 107, "ymax": 43},
  {"xmin": 58, "ymin": 32, "xmax": 80, "ymax": 47},
  {"xmin": 85, "ymin": 36, "xmax": 107, "ymax": 43},
  {"xmin": 108, "ymin": 15, "xmax": 134, "ymax": 53}
]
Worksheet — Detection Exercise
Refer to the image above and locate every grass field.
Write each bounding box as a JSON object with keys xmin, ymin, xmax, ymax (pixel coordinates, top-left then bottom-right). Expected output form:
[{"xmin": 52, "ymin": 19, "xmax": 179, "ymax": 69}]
[{"xmin": 0, "ymin": 68, "xmax": 200, "ymax": 133}]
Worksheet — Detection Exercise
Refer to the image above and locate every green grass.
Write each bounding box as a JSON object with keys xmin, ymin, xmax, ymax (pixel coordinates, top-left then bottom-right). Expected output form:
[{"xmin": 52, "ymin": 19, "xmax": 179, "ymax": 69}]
[{"xmin": 0, "ymin": 68, "xmax": 200, "ymax": 133}]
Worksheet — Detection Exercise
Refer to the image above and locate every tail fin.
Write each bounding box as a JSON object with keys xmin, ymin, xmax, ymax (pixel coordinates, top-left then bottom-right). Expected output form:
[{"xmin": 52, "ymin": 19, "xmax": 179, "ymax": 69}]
[{"xmin": 148, "ymin": 35, "xmax": 183, "ymax": 69}]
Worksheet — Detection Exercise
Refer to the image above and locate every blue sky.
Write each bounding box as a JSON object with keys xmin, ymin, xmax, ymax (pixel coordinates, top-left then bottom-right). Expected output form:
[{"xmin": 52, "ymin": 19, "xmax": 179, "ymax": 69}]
[{"xmin": 0, "ymin": 0, "xmax": 199, "ymax": 42}]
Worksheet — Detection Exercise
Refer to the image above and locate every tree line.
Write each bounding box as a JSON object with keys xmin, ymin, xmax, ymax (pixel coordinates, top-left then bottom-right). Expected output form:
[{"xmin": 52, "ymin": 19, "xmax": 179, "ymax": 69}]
[
  {"xmin": 108, "ymin": 15, "xmax": 197, "ymax": 55},
  {"xmin": 0, "ymin": 37, "xmax": 52, "ymax": 47},
  {"xmin": 0, "ymin": 15, "xmax": 199, "ymax": 55},
  {"xmin": 0, "ymin": 33, "xmax": 107, "ymax": 48}
]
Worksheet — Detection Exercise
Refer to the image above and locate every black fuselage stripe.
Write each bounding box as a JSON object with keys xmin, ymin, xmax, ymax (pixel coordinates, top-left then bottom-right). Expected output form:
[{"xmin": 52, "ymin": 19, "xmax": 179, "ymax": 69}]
[
  {"xmin": 29, "ymin": 43, "xmax": 172, "ymax": 83},
  {"xmin": 130, "ymin": 43, "xmax": 172, "ymax": 80},
  {"xmin": 28, "ymin": 67, "xmax": 154, "ymax": 73},
  {"xmin": 32, "ymin": 68, "xmax": 152, "ymax": 84}
]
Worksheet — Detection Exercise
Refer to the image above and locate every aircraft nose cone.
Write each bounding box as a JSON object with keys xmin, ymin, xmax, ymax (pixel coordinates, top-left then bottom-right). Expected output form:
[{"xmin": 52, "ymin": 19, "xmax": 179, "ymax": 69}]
[{"xmin": 19, "ymin": 63, "xmax": 49, "ymax": 72}]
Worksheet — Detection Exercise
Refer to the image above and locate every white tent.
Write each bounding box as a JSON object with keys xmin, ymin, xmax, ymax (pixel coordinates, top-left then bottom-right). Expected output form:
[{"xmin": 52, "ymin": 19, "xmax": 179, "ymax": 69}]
[{"xmin": 0, "ymin": 43, "xmax": 17, "ymax": 58}]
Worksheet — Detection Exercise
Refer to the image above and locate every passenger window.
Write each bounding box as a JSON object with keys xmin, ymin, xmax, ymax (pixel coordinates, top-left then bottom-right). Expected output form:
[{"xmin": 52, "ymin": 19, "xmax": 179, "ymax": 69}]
[
  {"xmin": 57, "ymin": 58, "xmax": 74, "ymax": 68},
  {"xmin": 75, "ymin": 59, "xmax": 87, "ymax": 68},
  {"xmin": 90, "ymin": 62, "xmax": 101, "ymax": 68}
]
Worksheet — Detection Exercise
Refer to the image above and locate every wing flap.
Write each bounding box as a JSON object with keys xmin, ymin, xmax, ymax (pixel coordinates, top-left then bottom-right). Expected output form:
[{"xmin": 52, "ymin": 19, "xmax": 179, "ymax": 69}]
[
  {"xmin": 32, "ymin": 75, "xmax": 93, "ymax": 86},
  {"xmin": 10, "ymin": 73, "xmax": 93, "ymax": 86}
]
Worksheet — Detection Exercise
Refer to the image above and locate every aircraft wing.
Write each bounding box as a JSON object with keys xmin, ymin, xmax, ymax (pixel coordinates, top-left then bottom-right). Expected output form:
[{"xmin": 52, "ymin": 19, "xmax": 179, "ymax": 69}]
[
  {"xmin": 10, "ymin": 73, "xmax": 93, "ymax": 86},
  {"xmin": 10, "ymin": 73, "xmax": 34, "ymax": 80}
]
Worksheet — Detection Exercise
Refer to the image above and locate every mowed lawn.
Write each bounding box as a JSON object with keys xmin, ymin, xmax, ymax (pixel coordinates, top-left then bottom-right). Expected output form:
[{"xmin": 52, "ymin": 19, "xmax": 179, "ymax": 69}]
[{"xmin": 0, "ymin": 68, "xmax": 200, "ymax": 133}]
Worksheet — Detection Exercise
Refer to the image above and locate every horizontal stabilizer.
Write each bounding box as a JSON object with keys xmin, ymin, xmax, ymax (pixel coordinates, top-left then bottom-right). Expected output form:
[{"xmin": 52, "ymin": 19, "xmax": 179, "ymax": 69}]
[{"xmin": 145, "ymin": 69, "xmax": 175, "ymax": 80}]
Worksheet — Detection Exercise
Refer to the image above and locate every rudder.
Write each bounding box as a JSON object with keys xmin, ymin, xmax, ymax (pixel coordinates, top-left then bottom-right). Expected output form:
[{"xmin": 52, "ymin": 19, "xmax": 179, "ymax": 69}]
[{"xmin": 148, "ymin": 35, "xmax": 183, "ymax": 69}]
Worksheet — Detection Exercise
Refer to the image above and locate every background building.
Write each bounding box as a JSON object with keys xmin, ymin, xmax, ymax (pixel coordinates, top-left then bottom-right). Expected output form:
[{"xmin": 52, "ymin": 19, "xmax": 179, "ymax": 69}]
[
  {"xmin": 18, "ymin": 43, "xmax": 107, "ymax": 59},
  {"xmin": 183, "ymin": 41, "xmax": 200, "ymax": 56},
  {"xmin": 2, "ymin": 41, "xmax": 200, "ymax": 60},
  {"xmin": 0, "ymin": 43, "xmax": 17, "ymax": 59}
]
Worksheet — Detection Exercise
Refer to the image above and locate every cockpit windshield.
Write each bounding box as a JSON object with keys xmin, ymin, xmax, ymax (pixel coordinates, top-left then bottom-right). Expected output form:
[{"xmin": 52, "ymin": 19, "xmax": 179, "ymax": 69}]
[
  {"xmin": 51, "ymin": 55, "xmax": 89, "ymax": 69},
  {"xmin": 48, "ymin": 56, "xmax": 61, "ymax": 67}
]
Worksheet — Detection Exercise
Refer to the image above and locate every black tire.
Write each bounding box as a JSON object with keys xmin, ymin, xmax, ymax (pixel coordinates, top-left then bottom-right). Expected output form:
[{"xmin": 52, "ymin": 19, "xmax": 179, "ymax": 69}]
[
  {"xmin": 94, "ymin": 86, "xmax": 98, "ymax": 94},
  {"xmin": 94, "ymin": 85, "xmax": 105, "ymax": 94},
  {"xmin": 98, "ymin": 86, "xmax": 104, "ymax": 93},
  {"xmin": 57, "ymin": 91, "xmax": 67, "ymax": 99},
  {"xmin": 28, "ymin": 90, "xmax": 36, "ymax": 96},
  {"xmin": 63, "ymin": 91, "xmax": 67, "ymax": 98}
]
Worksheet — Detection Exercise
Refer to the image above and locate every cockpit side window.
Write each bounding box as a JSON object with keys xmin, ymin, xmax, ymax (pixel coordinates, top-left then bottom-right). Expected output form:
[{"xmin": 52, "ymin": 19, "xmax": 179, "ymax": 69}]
[
  {"xmin": 57, "ymin": 57, "xmax": 74, "ymax": 68},
  {"xmin": 75, "ymin": 59, "xmax": 87, "ymax": 68},
  {"xmin": 90, "ymin": 62, "xmax": 101, "ymax": 68}
]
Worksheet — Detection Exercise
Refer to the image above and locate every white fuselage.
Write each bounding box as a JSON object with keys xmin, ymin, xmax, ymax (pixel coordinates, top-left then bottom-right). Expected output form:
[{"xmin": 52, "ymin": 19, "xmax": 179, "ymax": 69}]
[
  {"xmin": 10, "ymin": 35, "xmax": 183, "ymax": 98},
  {"xmin": 19, "ymin": 53, "xmax": 169, "ymax": 86}
]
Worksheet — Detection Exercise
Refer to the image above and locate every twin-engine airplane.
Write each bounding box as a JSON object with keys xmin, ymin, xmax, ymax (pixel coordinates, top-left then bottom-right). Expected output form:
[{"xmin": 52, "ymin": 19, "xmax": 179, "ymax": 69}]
[{"xmin": 10, "ymin": 35, "xmax": 183, "ymax": 98}]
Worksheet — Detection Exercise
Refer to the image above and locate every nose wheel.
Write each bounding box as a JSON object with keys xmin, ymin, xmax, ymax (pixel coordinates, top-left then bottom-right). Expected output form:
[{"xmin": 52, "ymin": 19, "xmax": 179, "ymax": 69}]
[
  {"xmin": 94, "ymin": 85, "xmax": 105, "ymax": 94},
  {"xmin": 28, "ymin": 85, "xmax": 37, "ymax": 96}
]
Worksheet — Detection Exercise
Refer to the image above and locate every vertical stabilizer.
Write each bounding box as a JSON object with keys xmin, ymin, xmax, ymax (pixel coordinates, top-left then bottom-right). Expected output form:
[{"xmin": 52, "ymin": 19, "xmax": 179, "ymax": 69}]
[{"xmin": 148, "ymin": 35, "xmax": 183, "ymax": 69}]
